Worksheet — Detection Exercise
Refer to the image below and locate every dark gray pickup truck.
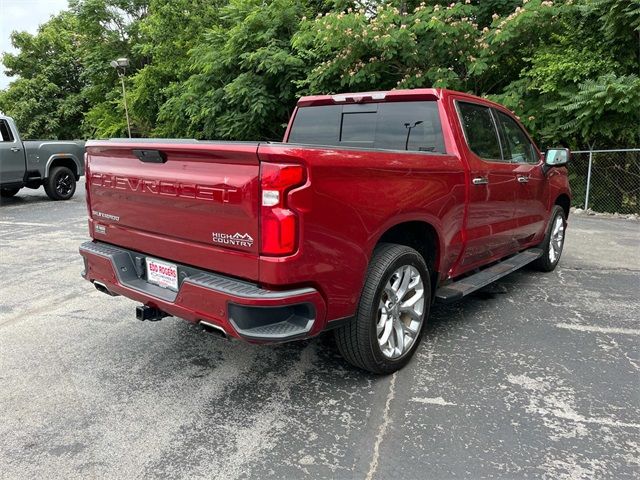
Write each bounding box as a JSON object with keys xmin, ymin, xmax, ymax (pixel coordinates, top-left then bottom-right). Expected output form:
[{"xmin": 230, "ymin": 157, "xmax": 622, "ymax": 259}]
[{"xmin": 0, "ymin": 115, "xmax": 85, "ymax": 200}]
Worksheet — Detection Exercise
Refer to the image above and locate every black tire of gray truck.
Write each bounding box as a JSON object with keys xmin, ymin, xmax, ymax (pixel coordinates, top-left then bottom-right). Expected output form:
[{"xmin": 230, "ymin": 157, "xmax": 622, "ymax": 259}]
[
  {"xmin": 0, "ymin": 187, "xmax": 20, "ymax": 198},
  {"xmin": 334, "ymin": 243, "xmax": 431, "ymax": 375},
  {"xmin": 531, "ymin": 205, "xmax": 566, "ymax": 272},
  {"xmin": 44, "ymin": 166, "xmax": 76, "ymax": 201}
]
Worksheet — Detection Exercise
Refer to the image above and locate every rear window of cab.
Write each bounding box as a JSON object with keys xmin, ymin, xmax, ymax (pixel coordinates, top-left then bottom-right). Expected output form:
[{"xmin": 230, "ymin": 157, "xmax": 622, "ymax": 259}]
[{"xmin": 288, "ymin": 101, "xmax": 446, "ymax": 154}]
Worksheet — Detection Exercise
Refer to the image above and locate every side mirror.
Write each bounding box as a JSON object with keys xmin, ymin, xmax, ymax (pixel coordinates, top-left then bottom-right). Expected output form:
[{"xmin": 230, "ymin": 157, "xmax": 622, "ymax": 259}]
[{"xmin": 543, "ymin": 148, "xmax": 570, "ymax": 174}]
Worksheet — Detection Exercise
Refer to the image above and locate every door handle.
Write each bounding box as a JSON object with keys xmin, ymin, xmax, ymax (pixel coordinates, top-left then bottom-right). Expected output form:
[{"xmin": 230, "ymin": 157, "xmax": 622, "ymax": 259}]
[
  {"xmin": 517, "ymin": 175, "xmax": 529, "ymax": 183},
  {"xmin": 472, "ymin": 177, "xmax": 489, "ymax": 185},
  {"xmin": 10, "ymin": 147, "xmax": 21, "ymax": 152}
]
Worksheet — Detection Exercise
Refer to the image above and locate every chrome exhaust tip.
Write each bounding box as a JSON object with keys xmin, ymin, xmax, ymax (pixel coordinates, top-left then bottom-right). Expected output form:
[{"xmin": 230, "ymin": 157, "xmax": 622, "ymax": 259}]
[
  {"xmin": 199, "ymin": 320, "xmax": 228, "ymax": 339},
  {"xmin": 93, "ymin": 281, "xmax": 118, "ymax": 296}
]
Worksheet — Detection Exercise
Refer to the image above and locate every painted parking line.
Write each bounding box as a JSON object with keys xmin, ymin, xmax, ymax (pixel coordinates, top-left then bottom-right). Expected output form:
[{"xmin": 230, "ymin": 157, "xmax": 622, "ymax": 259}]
[
  {"xmin": 556, "ymin": 323, "xmax": 640, "ymax": 336},
  {"xmin": 0, "ymin": 221, "xmax": 56, "ymax": 227},
  {"xmin": 410, "ymin": 396, "xmax": 457, "ymax": 406}
]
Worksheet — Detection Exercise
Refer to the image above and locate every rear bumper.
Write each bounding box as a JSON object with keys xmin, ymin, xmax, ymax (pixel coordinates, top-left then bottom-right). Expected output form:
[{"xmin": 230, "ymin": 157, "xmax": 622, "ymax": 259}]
[{"xmin": 79, "ymin": 241, "xmax": 327, "ymax": 342}]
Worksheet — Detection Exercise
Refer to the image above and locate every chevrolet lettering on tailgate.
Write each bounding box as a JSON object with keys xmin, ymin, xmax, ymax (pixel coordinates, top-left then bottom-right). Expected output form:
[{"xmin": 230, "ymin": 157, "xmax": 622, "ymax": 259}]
[{"xmin": 90, "ymin": 173, "xmax": 240, "ymax": 203}]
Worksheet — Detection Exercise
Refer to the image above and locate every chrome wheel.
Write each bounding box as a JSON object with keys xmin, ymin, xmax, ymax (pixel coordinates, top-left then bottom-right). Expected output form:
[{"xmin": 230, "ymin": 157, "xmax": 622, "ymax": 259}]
[
  {"xmin": 377, "ymin": 265, "xmax": 425, "ymax": 359},
  {"xmin": 548, "ymin": 216, "xmax": 565, "ymax": 264}
]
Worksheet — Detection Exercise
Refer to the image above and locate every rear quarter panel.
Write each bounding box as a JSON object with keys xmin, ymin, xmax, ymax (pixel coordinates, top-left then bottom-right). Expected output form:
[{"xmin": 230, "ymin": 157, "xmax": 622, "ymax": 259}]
[
  {"xmin": 23, "ymin": 140, "xmax": 86, "ymax": 177},
  {"xmin": 258, "ymin": 144, "xmax": 466, "ymax": 321}
]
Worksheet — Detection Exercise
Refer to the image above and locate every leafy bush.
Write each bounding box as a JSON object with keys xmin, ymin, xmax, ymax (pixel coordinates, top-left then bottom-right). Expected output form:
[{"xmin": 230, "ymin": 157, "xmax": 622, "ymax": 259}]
[{"xmin": 1, "ymin": 0, "xmax": 638, "ymax": 148}]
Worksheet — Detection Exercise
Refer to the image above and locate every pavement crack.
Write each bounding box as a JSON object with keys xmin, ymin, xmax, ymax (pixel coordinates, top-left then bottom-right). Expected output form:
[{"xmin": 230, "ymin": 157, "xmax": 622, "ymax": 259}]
[{"xmin": 365, "ymin": 372, "xmax": 397, "ymax": 480}]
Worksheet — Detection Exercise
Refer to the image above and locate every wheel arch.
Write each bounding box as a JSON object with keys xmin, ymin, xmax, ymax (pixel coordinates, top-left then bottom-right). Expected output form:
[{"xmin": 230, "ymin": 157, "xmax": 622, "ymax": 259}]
[
  {"xmin": 374, "ymin": 220, "xmax": 442, "ymax": 292},
  {"xmin": 555, "ymin": 193, "xmax": 571, "ymax": 219},
  {"xmin": 45, "ymin": 155, "xmax": 81, "ymax": 180}
]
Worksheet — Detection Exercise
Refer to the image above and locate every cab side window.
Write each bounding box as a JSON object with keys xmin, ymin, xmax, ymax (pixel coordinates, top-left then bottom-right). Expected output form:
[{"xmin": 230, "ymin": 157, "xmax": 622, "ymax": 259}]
[
  {"xmin": 495, "ymin": 111, "xmax": 537, "ymax": 164},
  {"xmin": 457, "ymin": 102, "xmax": 502, "ymax": 161},
  {"xmin": 0, "ymin": 120, "xmax": 15, "ymax": 142}
]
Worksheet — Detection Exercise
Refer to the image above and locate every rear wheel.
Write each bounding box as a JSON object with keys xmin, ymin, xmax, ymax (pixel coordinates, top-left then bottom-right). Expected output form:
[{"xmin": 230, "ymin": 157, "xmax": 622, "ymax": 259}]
[
  {"xmin": 334, "ymin": 243, "xmax": 431, "ymax": 374},
  {"xmin": 44, "ymin": 166, "xmax": 76, "ymax": 200},
  {"xmin": 0, "ymin": 187, "xmax": 20, "ymax": 198},
  {"xmin": 532, "ymin": 206, "xmax": 566, "ymax": 272}
]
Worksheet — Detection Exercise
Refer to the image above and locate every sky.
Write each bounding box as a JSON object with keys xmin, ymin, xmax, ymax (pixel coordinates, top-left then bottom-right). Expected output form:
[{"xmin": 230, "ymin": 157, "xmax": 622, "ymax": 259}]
[{"xmin": 0, "ymin": 0, "xmax": 69, "ymax": 89}]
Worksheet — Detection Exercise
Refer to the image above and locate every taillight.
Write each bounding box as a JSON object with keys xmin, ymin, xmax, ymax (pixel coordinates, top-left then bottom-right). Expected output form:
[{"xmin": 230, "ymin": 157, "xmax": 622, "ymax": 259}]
[{"xmin": 260, "ymin": 162, "xmax": 305, "ymax": 256}]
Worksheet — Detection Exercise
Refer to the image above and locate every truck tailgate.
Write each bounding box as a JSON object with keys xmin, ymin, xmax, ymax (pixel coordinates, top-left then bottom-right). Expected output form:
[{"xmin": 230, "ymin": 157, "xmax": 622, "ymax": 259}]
[{"xmin": 85, "ymin": 141, "xmax": 261, "ymax": 280}]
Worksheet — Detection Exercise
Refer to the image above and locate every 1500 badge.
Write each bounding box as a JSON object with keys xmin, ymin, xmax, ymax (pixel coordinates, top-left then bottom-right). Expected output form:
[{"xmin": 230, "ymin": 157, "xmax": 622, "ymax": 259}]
[{"xmin": 212, "ymin": 232, "xmax": 254, "ymax": 248}]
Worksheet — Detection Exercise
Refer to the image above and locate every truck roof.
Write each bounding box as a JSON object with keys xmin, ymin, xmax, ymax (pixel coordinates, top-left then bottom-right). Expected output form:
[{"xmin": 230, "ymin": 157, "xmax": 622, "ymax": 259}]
[{"xmin": 296, "ymin": 88, "xmax": 506, "ymax": 110}]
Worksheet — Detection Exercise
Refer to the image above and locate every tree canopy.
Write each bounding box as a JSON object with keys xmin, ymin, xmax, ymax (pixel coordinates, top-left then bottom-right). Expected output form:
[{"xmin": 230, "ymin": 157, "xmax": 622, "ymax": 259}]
[{"xmin": 1, "ymin": 0, "xmax": 638, "ymax": 148}]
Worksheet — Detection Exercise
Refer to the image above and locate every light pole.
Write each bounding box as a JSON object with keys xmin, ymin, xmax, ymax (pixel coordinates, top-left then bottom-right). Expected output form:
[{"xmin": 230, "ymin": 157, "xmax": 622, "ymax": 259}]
[
  {"xmin": 404, "ymin": 120, "xmax": 423, "ymax": 150},
  {"xmin": 110, "ymin": 57, "xmax": 132, "ymax": 138}
]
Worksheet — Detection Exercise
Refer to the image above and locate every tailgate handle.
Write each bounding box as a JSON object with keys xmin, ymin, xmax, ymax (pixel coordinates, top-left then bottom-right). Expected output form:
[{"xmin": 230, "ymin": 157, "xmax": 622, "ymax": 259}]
[{"xmin": 132, "ymin": 149, "xmax": 167, "ymax": 164}]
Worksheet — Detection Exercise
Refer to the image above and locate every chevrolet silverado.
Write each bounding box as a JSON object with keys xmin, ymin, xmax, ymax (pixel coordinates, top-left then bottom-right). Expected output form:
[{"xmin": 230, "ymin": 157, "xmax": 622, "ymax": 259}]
[{"xmin": 79, "ymin": 89, "xmax": 570, "ymax": 373}]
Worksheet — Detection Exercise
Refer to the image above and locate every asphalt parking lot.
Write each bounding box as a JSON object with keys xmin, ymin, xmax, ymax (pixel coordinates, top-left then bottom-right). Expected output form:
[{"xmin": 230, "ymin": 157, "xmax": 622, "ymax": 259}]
[{"xmin": 1, "ymin": 181, "xmax": 639, "ymax": 480}]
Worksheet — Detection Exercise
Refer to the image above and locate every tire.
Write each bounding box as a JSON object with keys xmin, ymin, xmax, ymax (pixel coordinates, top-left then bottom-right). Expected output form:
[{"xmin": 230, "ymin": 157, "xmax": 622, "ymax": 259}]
[
  {"xmin": 44, "ymin": 166, "xmax": 76, "ymax": 200},
  {"xmin": 531, "ymin": 206, "xmax": 566, "ymax": 272},
  {"xmin": 0, "ymin": 187, "xmax": 20, "ymax": 198},
  {"xmin": 334, "ymin": 243, "xmax": 431, "ymax": 374}
]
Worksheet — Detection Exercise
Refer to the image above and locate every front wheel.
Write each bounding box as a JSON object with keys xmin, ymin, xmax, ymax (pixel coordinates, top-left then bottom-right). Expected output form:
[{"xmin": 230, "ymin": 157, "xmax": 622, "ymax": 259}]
[
  {"xmin": 334, "ymin": 243, "xmax": 431, "ymax": 374},
  {"xmin": 532, "ymin": 206, "xmax": 566, "ymax": 272},
  {"xmin": 44, "ymin": 166, "xmax": 76, "ymax": 200}
]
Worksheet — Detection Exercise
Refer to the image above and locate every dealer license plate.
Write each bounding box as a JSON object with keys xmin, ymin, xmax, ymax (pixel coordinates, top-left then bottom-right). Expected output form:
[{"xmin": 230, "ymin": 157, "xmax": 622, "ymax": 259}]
[{"xmin": 145, "ymin": 257, "xmax": 178, "ymax": 291}]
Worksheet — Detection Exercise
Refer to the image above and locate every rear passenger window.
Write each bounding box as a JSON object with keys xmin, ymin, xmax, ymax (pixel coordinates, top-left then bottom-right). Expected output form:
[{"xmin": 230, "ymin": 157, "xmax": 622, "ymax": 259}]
[
  {"xmin": 288, "ymin": 101, "xmax": 445, "ymax": 153},
  {"xmin": 0, "ymin": 120, "xmax": 14, "ymax": 142},
  {"xmin": 457, "ymin": 102, "xmax": 502, "ymax": 161}
]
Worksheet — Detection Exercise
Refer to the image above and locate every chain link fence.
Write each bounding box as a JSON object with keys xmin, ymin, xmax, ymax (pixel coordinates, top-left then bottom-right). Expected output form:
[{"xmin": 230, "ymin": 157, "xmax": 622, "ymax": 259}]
[{"xmin": 569, "ymin": 149, "xmax": 640, "ymax": 214}]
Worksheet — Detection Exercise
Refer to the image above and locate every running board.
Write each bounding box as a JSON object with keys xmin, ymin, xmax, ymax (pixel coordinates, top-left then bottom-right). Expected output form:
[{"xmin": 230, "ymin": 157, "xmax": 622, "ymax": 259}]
[{"xmin": 435, "ymin": 248, "xmax": 543, "ymax": 303}]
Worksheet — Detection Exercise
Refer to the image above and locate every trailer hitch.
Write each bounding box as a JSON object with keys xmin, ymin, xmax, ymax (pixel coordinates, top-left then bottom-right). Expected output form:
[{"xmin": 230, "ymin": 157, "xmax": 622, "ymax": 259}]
[{"xmin": 136, "ymin": 305, "xmax": 169, "ymax": 322}]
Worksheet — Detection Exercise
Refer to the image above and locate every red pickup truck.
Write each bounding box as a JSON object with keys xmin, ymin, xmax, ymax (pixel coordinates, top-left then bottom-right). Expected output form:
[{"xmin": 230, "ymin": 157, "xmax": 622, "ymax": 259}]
[{"xmin": 80, "ymin": 89, "xmax": 570, "ymax": 373}]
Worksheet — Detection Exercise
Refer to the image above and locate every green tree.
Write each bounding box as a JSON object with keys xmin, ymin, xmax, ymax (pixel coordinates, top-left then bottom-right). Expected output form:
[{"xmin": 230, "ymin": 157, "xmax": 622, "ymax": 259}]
[
  {"xmin": 127, "ymin": 0, "xmax": 223, "ymax": 137},
  {"xmin": 0, "ymin": 12, "xmax": 86, "ymax": 139},
  {"xmin": 70, "ymin": 0, "xmax": 149, "ymax": 137},
  {"xmin": 1, "ymin": 0, "xmax": 638, "ymax": 148},
  {"xmin": 293, "ymin": 1, "xmax": 483, "ymax": 94},
  {"xmin": 155, "ymin": 0, "xmax": 318, "ymax": 140},
  {"xmin": 484, "ymin": 0, "xmax": 640, "ymax": 148}
]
